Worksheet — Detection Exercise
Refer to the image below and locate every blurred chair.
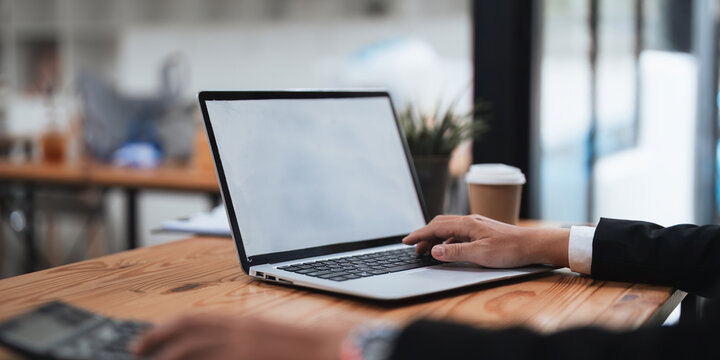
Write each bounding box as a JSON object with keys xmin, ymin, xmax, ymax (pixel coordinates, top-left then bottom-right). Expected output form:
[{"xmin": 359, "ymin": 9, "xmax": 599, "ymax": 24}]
[
  {"xmin": 0, "ymin": 186, "xmax": 109, "ymax": 274},
  {"xmin": 1, "ymin": 55, "xmax": 196, "ymax": 275},
  {"xmin": 37, "ymin": 189, "xmax": 109, "ymax": 266},
  {"xmin": 77, "ymin": 54, "xmax": 195, "ymax": 163}
]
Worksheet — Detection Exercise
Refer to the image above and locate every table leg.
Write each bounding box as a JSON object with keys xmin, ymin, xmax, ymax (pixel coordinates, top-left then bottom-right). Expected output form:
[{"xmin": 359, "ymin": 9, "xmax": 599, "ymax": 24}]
[
  {"xmin": 208, "ymin": 193, "xmax": 221, "ymax": 208},
  {"xmin": 0, "ymin": 183, "xmax": 5, "ymax": 275},
  {"xmin": 680, "ymin": 294, "xmax": 708, "ymax": 323},
  {"xmin": 126, "ymin": 188, "xmax": 138, "ymax": 249},
  {"xmin": 24, "ymin": 184, "xmax": 36, "ymax": 273}
]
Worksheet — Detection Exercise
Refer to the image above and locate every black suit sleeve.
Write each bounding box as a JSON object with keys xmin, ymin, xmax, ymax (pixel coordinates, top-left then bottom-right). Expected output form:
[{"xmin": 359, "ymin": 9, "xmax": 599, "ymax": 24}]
[
  {"xmin": 592, "ymin": 217, "xmax": 720, "ymax": 299},
  {"xmin": 390, "ymin": 218, "xmax": 720, "ymax": 360},
  {"xmin": 390, "ymin": 315, "xmax": 720, "ymax": 360}
]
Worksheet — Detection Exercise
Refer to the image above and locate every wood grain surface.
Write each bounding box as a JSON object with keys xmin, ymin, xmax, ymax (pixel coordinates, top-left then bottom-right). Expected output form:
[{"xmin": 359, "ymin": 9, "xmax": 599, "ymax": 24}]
[
  {"xmin": 0, "ymin": 237, "xmax": 682, "ymax": 334},
  {"xmin": 0, "ymin": 160, "xmax": 219, "ymax": 192},
  {"xmin": 0, "ymin": 161, "xmax": 86, "ymax": 185}
]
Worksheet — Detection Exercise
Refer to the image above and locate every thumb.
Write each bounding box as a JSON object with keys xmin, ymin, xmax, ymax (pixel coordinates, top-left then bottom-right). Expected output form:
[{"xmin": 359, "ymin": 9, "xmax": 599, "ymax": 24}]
[{"xmin": 431, "ymin": 242, "xmax": 474, "ymax": 262}]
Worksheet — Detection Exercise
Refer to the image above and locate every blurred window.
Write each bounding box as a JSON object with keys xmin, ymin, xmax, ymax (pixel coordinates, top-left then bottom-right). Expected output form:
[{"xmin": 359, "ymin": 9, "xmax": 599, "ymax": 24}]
[
  {"xmin": 538, "ymin": 0, "xmax": 592, "ymax": 222},
  {"xmin": 595, "ymin": 0, "xmax": 640, "ymax": 157},
  {"xmin": 538, "ymin": 0, "xmax": 702, "ymax": 224}
]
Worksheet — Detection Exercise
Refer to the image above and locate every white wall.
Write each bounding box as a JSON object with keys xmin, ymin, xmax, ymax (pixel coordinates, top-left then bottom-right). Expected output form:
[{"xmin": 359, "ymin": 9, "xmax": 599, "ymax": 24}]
[
  {"xmin": 114, "ymin": 16, "xmax": 471, "ymax": 247},
  {"xmin": 115, "ymin": 17, "xmax": 471, "ymax": 99}
]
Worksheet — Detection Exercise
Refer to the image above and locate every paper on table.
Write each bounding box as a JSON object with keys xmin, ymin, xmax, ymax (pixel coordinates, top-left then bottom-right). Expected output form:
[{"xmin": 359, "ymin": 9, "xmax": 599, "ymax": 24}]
[{"xmin": 160, "ymin": 205, "xmax": 232, "ymax": 237}]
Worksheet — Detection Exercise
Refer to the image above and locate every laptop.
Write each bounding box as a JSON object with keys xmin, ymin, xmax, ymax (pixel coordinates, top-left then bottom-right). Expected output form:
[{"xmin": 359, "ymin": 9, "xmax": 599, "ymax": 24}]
[{"xmin": 198, "ymin": 90, "xmax": 551, "ymax": 300}]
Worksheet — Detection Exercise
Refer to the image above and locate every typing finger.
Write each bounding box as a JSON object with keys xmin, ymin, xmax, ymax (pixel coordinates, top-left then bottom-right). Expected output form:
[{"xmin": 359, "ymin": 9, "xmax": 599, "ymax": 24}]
[
  {"xmin": 415, "ymin": 239, "xmax": 436, "ymax": 255},
  {"xmin": 403, "ymin": 219, "xmax": 473, "ymax": 245},
  {"xmin": 404, "ymin": 216, "xmax": 463, "ymax": 246},
  {"xmin": 415, "ymin": 236, "xmax": 461, "ymax": 255}
]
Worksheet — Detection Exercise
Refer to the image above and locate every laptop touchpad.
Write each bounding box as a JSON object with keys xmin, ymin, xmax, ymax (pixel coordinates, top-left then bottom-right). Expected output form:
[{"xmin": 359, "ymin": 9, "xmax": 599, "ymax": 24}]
[{"xmin": 406, "ymin": 263, "xmax": 537, "ymax": 282}]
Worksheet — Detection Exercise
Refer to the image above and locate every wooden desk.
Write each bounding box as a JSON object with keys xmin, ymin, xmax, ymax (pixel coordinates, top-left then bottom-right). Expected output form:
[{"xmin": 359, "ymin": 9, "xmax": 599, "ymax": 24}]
[
  {"xmin": 88, "ymin": 164, "xmax": 218, "ymax": 193},
  {"xmin": 0, "ymin": 160, "xmax": 220, "ymax": 272},
  {"xmin": 0, "ymin": 161, "xmax": 219, "ymax": 192},
  {"xmin": 0, "ymin": 237, "xmax": 684, "ymax": 342}
]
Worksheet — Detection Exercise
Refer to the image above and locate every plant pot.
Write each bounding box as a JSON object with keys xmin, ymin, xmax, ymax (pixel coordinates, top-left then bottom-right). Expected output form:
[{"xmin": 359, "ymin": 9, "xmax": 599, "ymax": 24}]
[{"xmin": 413, "ymin": 156, "xmax": 451, "ymax": 219}]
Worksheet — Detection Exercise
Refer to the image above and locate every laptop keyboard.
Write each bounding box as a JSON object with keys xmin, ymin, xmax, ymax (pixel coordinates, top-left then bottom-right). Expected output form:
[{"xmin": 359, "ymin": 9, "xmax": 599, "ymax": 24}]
[{"xmin": 277, "ymin": 247, "xmax": 441, "ymax": 282}]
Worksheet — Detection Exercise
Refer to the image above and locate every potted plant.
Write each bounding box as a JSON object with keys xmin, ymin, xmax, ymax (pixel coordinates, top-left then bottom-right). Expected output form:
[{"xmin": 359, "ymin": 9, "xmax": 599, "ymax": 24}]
[{"xmin": 397, "ymin": 101, "xmax": 488, "ymax": 218}]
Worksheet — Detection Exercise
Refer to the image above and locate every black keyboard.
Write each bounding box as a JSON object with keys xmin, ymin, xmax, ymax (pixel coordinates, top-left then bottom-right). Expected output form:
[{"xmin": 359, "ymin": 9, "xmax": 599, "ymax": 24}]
[
  {"xmin": 88, "ymin": 320, "xmax": 153, "ymax": 359},
  {"xmin": 53, "ymin": 319, "xmax": 152, "ymax": 360},
  {"xmin": 0, "ymin": 301, "xmax": 152, "ymax": 360},
  {"xmin": 277, "ymin": 247, "xmax": 441, "ymax": 282}
]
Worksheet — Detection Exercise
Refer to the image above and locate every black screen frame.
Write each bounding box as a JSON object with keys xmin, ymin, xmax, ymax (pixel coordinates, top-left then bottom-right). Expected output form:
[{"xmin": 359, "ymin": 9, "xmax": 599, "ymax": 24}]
[{"xmin": 198, "ymin": 90, "xmax": 428, "ymax": 273}]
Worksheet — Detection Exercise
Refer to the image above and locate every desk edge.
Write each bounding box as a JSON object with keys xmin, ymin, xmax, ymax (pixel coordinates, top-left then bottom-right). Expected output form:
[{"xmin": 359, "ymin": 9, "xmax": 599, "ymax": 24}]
[{"xmin": 643, "ymin": 289, "xmax": 687, "ymax": 327}]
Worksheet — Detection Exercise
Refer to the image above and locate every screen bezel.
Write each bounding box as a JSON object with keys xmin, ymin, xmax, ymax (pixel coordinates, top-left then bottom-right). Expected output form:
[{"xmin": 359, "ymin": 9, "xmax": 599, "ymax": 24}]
[{"xmin": 198, "ymin": 90, "xmax": 428, "ymax": 273}]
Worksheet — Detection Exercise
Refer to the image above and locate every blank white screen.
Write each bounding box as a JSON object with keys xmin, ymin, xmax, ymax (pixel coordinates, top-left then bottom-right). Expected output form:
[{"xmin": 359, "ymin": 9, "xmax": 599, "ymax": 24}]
[
  {"xmin": 206, "ymin": 97, "xmax": 425, "ymax": 256},
  {"xmin": 206, "ymin": 97, "xmax": 426, "ymax": 257}
]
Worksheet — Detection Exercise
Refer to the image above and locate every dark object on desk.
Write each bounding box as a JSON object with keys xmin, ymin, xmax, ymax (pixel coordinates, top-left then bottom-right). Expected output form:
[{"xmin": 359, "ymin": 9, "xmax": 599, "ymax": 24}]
[{"xmin": 0, "ymin": 301, "xmax": 151, "ymax": 360}]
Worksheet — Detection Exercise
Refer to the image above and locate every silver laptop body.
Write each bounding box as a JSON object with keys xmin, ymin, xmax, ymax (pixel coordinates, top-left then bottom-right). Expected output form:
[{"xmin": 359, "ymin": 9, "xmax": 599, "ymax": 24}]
[{"xmin": 198, "ymin": 90, "xmax": 551, "ymax": 300}]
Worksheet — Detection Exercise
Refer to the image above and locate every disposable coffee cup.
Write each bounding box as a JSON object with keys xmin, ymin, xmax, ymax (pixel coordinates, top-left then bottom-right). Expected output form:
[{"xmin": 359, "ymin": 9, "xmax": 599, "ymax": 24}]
[{"xmin": 465, "ymin": 164, "xmax": 526, "ymax": 225}]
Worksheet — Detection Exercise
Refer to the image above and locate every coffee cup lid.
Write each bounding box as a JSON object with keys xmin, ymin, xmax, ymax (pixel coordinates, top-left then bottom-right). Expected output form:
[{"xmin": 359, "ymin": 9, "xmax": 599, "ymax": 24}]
[{"xmin": 465, "ymin": 163, "xmax": 526, "ymax": 185}]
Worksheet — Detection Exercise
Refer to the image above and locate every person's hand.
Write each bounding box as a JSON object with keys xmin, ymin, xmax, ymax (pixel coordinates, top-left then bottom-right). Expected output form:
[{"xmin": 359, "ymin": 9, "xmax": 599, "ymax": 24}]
[
  {"xmin": 402, "ymin": 215, "xmax": 569, "ymax": 268},
  {"xmin": 132, "ymin": 313, "xmax": 354, "ymax": 360}
]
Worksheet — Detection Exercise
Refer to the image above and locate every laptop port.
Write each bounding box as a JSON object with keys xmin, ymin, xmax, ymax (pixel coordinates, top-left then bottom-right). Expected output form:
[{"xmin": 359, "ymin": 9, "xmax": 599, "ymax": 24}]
[
  {"xmin": 277, "ymin": 278, "xmax": 293, "ymax": 284},
  {"xmin": 255, "ymin": 271, "xmax": 264, "ymax": 278},
  {"xmin": 265, "ymin": 275, "xmax": 276, "ymax": 281}
]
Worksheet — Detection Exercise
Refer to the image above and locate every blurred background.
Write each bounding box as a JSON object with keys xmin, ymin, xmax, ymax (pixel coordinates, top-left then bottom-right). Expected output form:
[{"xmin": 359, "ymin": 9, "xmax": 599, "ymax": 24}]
[{"xmin": 0, "ymin": 0, "xmax": 719, "ymax": 278}]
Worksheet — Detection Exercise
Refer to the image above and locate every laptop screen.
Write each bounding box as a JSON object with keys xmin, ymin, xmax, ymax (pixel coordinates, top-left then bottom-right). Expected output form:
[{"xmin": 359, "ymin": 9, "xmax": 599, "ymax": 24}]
[{"xmin": 205, "ymin": 96, "xmax": 426, "ymax": 257}]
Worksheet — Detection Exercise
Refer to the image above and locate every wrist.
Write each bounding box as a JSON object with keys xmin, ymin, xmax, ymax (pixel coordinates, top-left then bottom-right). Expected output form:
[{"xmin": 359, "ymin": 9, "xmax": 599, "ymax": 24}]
[
  {"xmin": 341, "ymin": 321, "xmax": 400, "ymax": 360},
  {"xmin": 524, "ymin": 227, "xmax": 569, "ymax": 267}
]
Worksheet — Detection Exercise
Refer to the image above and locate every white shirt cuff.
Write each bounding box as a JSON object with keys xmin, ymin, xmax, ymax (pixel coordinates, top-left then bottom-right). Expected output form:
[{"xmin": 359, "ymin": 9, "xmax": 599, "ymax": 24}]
[{"xmin": 568, "ymin": 225, "xmax": 595, "ymax": 274}]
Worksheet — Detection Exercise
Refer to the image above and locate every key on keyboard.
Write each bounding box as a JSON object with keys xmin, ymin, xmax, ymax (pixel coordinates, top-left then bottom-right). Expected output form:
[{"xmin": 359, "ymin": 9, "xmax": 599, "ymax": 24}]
[{"xmin": 277, "ymin": 247, "xmax": 441, "ymax": 282}]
